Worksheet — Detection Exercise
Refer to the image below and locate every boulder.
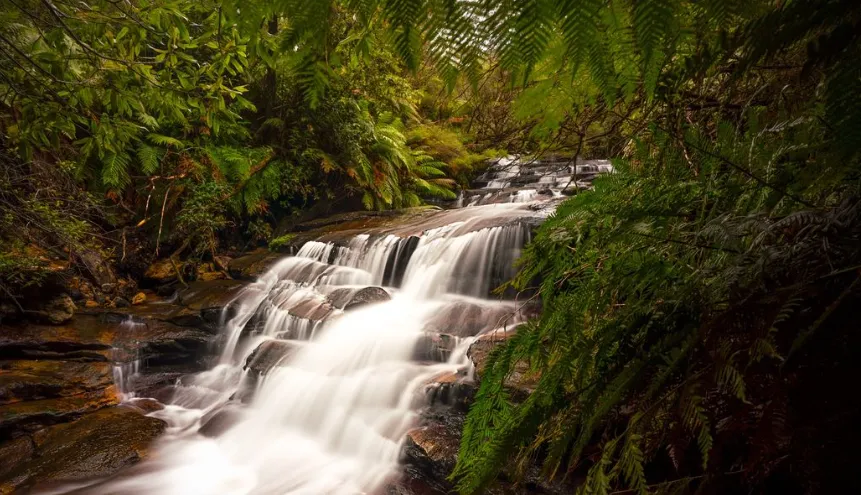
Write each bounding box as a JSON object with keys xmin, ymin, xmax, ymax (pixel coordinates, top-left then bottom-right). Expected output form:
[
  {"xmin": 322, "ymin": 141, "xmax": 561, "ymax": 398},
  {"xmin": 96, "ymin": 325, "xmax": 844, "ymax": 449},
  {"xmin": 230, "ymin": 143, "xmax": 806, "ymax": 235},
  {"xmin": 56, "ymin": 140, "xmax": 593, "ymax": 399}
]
[
  {"xmin": 213, "ymin": 256, "xmax": 231, "ymax": 272},
  {"xmin": 467, "ymin": 330, "xmax": 536, "ymax": 402},
  {"xmin": 199, "ymin": 403, "xmax": 244, "ymax": 437},
  {"xmin": 413, "ymin": 334, "xmax": 456, "ymax": 363},
  {"xmin": 143, "ymin": 258, "xmax": 176, "ymax": 284},
  {"xmin": 32, "ymin": 294, "xmax": 76, "ymax": 325},
  {"xmin": 131, "ymin": 292, "xmax": 146, "ymax": 305},
  {"xmin": 244, "ymin": 340, "xmax": 300, "ymax": 376},
  {"xmin": 76, "ymin": 249, "xmax": 117, "ymax": 288},
  {"xmin": 285, "ymin": 297, "xmax": 335, "ymax": 321},
  {"xmin": 402, "ymin": 413, "xmax": 463, "ymax": 494},
  {"xmin": 423, "ymin": 370, "xmax": 475, "ymax": 411},
  {"xmin": 327, "ymin": 286, "xmax": 391, "ymax": 311},
  {"xmin": 0, "ymin": 406, "xmax": 165, "ymax": 492}
]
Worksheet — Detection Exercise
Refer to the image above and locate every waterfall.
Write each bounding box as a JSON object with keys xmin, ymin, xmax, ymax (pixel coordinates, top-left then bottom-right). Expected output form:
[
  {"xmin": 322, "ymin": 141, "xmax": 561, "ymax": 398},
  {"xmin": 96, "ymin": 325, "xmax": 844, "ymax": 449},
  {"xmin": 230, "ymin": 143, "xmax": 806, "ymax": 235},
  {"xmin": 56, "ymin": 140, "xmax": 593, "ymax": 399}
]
[{"xmin": 66, "ymin": 157, "xmax": 612, "ymax": 494}]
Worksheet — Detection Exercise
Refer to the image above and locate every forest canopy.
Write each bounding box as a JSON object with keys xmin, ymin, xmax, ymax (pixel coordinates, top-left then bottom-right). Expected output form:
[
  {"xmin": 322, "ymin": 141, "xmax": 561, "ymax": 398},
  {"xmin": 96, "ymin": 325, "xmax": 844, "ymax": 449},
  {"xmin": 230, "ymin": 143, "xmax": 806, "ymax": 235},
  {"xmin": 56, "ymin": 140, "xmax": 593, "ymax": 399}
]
[{"xmin": 1, "ymin": 0, "xmax": 860, "ymax": 493}]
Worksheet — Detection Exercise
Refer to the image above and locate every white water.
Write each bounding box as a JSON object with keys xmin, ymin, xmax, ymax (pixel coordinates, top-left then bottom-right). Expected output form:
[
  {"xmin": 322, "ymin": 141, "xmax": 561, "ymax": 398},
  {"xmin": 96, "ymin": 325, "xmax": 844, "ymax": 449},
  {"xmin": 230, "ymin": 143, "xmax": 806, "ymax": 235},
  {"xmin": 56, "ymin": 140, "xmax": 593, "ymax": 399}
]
[
  {"xmin": 111, "ymin": 318, "xmax": 145, "ymax": 400},
  {"xmin": 59, "ymin": 200, "xmax": 532, "ymax": 495},
  {"xmin": 45, "ymin": 156, "xmax": 615, "ymax": 494}
]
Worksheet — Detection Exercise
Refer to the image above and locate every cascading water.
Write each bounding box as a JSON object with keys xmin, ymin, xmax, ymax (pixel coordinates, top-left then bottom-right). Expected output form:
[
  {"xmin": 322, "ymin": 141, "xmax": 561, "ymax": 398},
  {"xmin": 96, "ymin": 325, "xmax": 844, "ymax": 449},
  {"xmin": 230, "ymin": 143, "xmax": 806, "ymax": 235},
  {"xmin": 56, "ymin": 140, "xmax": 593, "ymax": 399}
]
[{"xmin": 56, "ymin": 156, "xmax": 610, "ymax": 494}]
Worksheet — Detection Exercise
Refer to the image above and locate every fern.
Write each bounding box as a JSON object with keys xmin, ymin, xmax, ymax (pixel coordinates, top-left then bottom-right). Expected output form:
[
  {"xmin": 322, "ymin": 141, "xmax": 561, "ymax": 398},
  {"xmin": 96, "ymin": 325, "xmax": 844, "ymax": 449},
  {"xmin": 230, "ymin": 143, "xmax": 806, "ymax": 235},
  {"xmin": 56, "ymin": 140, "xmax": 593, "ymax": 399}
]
[
  {"xmin": 101, "ymin": 152, "xmax": 132, "ymax": 188},
  {"xmin": 136, "ymin": 143, "xmax": 161, "ymax": 175}
]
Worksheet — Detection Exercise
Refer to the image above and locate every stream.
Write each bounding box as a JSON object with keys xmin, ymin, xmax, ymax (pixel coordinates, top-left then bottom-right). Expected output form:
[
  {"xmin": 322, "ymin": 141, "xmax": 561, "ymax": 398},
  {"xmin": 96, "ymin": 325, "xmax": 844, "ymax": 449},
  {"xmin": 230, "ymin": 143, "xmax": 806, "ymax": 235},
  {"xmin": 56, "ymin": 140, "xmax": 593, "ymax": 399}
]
[{"xmin": 52, "ymin": 157, "xmax": 611, "ymax": 494}]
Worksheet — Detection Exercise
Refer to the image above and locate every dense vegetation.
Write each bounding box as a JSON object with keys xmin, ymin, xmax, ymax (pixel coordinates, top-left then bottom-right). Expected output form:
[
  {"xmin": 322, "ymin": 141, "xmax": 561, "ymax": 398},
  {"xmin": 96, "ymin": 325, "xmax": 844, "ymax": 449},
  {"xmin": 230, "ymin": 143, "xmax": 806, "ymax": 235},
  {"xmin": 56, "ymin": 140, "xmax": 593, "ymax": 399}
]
[
  {"xmin": 2, "ymin": 0, "xmax": 860, "ymax": 494},
  {"xmin": 0, "ymin": 0, "xmax": 497, "ymax": 302}
]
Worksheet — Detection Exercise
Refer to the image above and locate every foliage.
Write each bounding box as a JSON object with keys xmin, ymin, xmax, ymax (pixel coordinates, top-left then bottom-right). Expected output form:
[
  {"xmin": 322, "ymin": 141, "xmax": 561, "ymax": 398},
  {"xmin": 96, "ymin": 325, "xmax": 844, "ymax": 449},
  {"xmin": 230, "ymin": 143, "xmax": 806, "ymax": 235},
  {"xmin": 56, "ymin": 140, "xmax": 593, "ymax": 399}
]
[
  {"xmin": 451, "ymin": 0, "xmax": 861, "ymax": 493},
  {"xmin": 174, "ymin": 181, "xmax": 230, "ymax": 257},
  {"xmin": 407, "ymin": 124, "xmax": 503, "ymax": 186},
  {"xmin": 268, "ymin": 233, "xmax": 297, "ymax": 252},
  {"xmin": 0, "ymin": 0, "xmax": 473, "ymax": 283}
]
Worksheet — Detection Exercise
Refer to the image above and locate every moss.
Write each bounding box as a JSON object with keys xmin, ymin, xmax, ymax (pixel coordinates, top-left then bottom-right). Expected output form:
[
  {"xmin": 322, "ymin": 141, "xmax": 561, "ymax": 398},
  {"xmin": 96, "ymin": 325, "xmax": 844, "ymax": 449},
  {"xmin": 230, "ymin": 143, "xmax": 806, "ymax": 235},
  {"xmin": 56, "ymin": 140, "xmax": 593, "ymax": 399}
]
[{"xmin": 268, "ymin": 233, "xmax": 298, "ymax": 252}]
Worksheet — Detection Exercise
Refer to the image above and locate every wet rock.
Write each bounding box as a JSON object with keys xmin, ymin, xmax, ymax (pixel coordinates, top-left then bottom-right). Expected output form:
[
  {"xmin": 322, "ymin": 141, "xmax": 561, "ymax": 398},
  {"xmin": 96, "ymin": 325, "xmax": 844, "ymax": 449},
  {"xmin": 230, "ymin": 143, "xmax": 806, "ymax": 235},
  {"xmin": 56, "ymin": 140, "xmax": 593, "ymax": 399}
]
[
  {"xmin": 113, "ymin": 319, "xmax": 216, "ymax": 369},
  {"xmin": 244, "ymin": 340, "xmax": 300, "ymax": 376},
  {"xmin": 0, "ymin": 387, "xmax": 119, "ymax": 439},
  {"xmin": 124, "ymin": 397, "xmax": 164, "ymax": 414},
  {"xmin": 32, "ymin": 294, "xmax": 76, "ymax": 325},
  {"xmin": 286, "ymin": 297, "xmax": 335, "ymax": 321},
  {"xmin": 0, "ymin": 360, "xmax": 113, "ymax": 406},
  {"xmin": 422, "ymin": 301, "xmax": 525, "ymax": 338},
  {"xmin": 131, "ymin": 292, "xmax": 146, "ymax": 305},
  {"xmin": 85, "ymin": 300, "xmax": 100, "ymax": 309},
  {"xmin": 0, "ymin": 406, "xmax": 165, "ymax": 491},
  {"xmin": 424, "ymin": 370, "xmax": 475, "ymax": 411},
  {"xmin": 228, "ymin": 249, "xmax": 283, "ymax": 280},
  {"xmin": 177, "ymin": 279, "xmax": 245, "ymax": 312},
  {"xmin": 199, "ymin": 403, "xmax": 244, "ymax": 437},
  {"xmin": 468, "ymin": 331, "xmax": 536, "ymax": 402},
  {"xmin": 413, "ymin": 334, "xmax": 456, "ymax": 363},
  {"xmin": 402, "ymin": 413, "xmax": 463, "ymax": 494},
  {"xmin": 0, "ymin": 316, "xmax": 114, "ymax": 362},
  {"xmin": 114, "ymin": 297, "xmax": 130, "ymax": 308},
  {"xmin": 327, "ymin": 286, "xmax": 391, "ymax": 311},
  {"xmin": 0, "ymin": 436, "xmax": 34, "ymax": 481}
]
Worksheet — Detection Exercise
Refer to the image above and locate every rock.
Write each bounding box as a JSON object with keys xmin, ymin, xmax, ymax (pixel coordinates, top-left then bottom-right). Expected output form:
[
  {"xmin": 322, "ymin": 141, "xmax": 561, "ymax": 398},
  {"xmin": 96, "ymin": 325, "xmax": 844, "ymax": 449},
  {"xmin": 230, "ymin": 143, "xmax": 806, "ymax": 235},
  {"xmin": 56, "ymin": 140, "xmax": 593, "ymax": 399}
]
[
  {"xmin": 111, "ymin": 318, "xmax": 216, "ymax": 369},
  {"xmin": 0, "ymin": 360, "xmax": 114, "ymax": 406},
  {"xmin": 327, "ymin": 286, "xmax": 391, "ymax": 311},
  {"xmin": 101, "ymin": 283, "xmax": 117, "ymax": 294},
  {"xmin": 468, "ymin": 330, "xmax": 536, "ymax": 402},
  {"xmin": 199, "ymin": 403, "xmax": 244, "ymax": 437},
  {"xmin": 131, "ymin": 292, "xmax": 146, "ymax": 305},
  {"xmin": 114, "ymin": 297, "xmax": 130, "ymax": 308},
  {"xmin": 144, "ymin": 258, "xmax": 177, "ymax": 284},
  {"xmin": 0, "ymin": 406, "xmax": 165, "ymax": 491},
  {"xmin": 423, "ymin": 370, "xmax": 475, "ymax": 411},
  {"xmin": 402, "ymin": 414, "xmax": 463, "ymax": 494},
  {"xmin": 285, "ymin": 297, "xmax": 335, "ymax": 321},
  {"xmin": 0, "ymin": 436, "xmax": 34, "ymax": 481},
  {"xmin": 0, "ymin": 387, "xmax": 119, "ymax": 439},
  {"xmin": 422, "ymin": 301, "xmax": 525, "ymax": 338},
  {"xmin": 227, "ymin": 249, "xmax": 283, "ymax": 280},
  {"xmin": 177, "ymin": 280, "xmax": 245, "ymax": 312},
  {"xmin": 85, "ymin": 300, "xmax": 99, "ymax": 308},
  {"xmin": 33, "ymin": 294, "xmax": 76, "ymax": 325},
  {"xmin": 413, "ymin": 334, "xmax": 456, "ymax": 362},
  {"xmin": 125, "ymin": 398, "xmax": 164, "ymax": 414},
  {"xmin": 0, "ymin": 316, "xmax": 114, "ymax": 361},
  {"xmin": 213, "ymin": 256, "xmax": 231, "ymax": 272},
  {"xmin": 244, "ymin": 340, "xmax": 300, "ymax": 376},
  {"xmin": 76, "ymin": 249, "xmax": 117, "ymax": 288},
  {"xmin": 197, "ymin": 271, "xmax": 226, "ymax": 282}
]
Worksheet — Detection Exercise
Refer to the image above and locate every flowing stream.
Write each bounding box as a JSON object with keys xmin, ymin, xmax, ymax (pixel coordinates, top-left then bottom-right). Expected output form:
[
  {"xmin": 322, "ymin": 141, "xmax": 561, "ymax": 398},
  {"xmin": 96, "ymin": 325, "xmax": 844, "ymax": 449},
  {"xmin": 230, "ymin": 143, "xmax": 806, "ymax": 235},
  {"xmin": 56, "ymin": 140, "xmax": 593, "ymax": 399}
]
[{"xmin": 64, "ymin": 157, "xmax": 611, "ymax": 494}]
